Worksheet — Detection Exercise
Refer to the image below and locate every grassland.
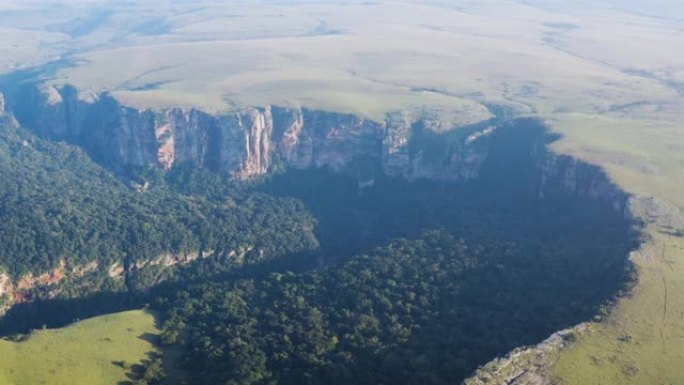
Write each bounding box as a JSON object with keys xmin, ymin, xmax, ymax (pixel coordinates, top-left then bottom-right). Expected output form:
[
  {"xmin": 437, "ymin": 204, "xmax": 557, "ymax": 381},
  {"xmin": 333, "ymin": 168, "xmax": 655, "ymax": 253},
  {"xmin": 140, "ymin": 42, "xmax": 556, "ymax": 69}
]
[
  {"xmin": 0, "ymin": 1, "xmax": 683, "ymax": 384},
  {"xmin": 550, "ymin": 231, "xmax": 684, "ymax": 384},
  {"xmin": 0, "ymin": 310, "xmax": 160, "ymax": 385}
]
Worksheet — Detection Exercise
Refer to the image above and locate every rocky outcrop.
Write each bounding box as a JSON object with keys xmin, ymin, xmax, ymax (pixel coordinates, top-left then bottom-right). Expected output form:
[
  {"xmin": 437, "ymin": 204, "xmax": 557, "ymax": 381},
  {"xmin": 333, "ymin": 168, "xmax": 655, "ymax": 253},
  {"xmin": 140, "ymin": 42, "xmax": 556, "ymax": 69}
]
[
  {"xmin": 629, "ymin": 196, "xmax": 684, "ymax": 234},
  {"xmin": 108, "ymin": 263, "xmax": 125, "ymax": 279},
  {"xmin": 16, "ymin": 259, "xmax": 67, "ymax": 291},
  {"xmin": 155, "ymin": 120, "xmax": 175, "ymax": 170},
  {"xmin": 0, "ymin": 259, "xmax": 101, "ymax": 314},
  {"xmin": 0, "ymin": 249, "xmax": 215, "ymax": 315},
  {"xmin": 129, "ymin": 250, "xmax": 211, "ymax": 271},
  {"xmin": 464, "ymin": 324, "xmax": 589, "ymax": 385},
  {"xmin": 72, "ymin": 261, "xmax": 99, "ymax": 277},
  {"xmin": 0, "ymin": 273, "xmax": 12, "ymax": 314}
]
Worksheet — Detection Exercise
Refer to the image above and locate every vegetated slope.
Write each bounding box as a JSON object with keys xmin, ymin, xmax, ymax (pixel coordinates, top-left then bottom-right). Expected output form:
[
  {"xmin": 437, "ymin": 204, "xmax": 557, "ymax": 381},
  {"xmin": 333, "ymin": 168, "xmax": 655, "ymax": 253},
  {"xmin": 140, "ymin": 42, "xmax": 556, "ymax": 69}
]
[
  {"xmin": 155, "ymin": 225, "xmax": 633, "ymax": 385},
  {"xmin": 0, "ymin": 310, "xmax": 158, "ymax": 385},
  {"xmin": 0, "ymin": 114, "xmax": 129, "ymax": 277},
  {"xmin": 0, "ymin": 116, "xmax": 318, "ymax": 288}
]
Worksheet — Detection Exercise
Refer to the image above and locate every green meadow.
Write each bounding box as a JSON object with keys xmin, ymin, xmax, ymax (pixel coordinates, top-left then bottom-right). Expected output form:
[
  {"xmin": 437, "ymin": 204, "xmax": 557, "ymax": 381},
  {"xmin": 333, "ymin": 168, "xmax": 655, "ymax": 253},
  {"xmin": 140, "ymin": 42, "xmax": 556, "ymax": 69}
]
[{"xmin": 0, "ymin": 310, "xmax": 159, "ymax": 385}]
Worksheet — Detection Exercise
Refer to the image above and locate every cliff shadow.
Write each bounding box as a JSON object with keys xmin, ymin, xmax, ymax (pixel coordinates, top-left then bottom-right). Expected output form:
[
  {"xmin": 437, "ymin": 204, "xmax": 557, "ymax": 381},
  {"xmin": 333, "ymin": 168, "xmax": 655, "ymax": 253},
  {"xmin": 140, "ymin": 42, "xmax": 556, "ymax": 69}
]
[
  {"xmin": 0, "ymin": 291, "xmax": 142, "ymax": 336},
  {"xmin": 260, "ymin": 118, "xmax": 640, "ymax": 268}
]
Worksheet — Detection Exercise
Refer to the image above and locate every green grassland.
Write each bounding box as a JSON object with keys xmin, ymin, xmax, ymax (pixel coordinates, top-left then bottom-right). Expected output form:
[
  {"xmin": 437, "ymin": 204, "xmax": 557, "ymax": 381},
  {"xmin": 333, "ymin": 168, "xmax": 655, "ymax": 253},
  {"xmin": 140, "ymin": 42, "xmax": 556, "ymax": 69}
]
[
  {"xmin": 550, "ymin": 232, "xmax": 684, "ymax": 384},
  {"xmin": 0, "ymin": 310, "xmax": 160, "ymax": 385},
  {"xmin": 0, "ymin": 1, "xmax": 683, "ymax": 384}
]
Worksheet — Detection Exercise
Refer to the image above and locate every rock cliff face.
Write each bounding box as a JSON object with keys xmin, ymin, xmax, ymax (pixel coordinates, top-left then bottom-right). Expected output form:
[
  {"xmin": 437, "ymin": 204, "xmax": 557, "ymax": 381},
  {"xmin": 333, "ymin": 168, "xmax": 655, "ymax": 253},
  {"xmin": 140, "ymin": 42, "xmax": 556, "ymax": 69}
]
[
  {"xmin": 12, "ymin": 85, "xmax": 160, "ymax": 172},
  {"xmin": 0, "ymin": 83, "xmax": 634, "ymax": 209},
  {"xmin": 0, "ymin": 248, "xmax": 218, "ymax": 316},
  {"xmin": 0, "ymin": 273, "xmax": 12, "ymax": 314},
  {"xmin": 0, "ymin": 259, "xmax": 102, "ymax": 315},
  {"xmin": 5, "ymin": 84, "xmax": 497, "ymax": 182},
  {"xmin": 539, "ymin": 153, "xmax": 628, "ymax": 212}
]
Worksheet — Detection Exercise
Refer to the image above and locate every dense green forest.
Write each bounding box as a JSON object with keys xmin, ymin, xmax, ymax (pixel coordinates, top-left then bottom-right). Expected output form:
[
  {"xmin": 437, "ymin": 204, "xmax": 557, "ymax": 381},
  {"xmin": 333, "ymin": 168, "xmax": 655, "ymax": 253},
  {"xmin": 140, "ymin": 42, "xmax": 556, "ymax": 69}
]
[
  {"xmin": 155, "ymin": 224, "xmax": 634, "ymax": 385},
  {"xmin": 0, "ymin": 117, "xmax": 318, "ymax": 282}
]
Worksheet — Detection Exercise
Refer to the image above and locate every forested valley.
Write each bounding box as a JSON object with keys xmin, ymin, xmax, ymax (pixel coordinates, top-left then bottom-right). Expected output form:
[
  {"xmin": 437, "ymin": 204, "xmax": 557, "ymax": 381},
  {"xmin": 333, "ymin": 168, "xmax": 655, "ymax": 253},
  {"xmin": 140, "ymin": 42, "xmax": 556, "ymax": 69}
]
[{"xmin": 0, "ymin": 115, "xmax": 640, "ymax": 384}]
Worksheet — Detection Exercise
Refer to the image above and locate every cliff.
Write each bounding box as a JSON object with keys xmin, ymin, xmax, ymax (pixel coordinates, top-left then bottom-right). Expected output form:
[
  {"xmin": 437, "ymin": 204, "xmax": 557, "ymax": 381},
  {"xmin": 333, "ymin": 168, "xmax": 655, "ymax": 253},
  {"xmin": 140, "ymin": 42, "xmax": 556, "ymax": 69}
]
[
  {"xmin": 9, "ymin": 85, "xmax": 630, "ymax": 206},
  {"xmin": 5, "ymin": 84, "xmax": 497, "ymax": 182},
  {"xmin": 0, "ymin": 259, "xmax": 100, "ymax": 314},
  {"xmin": 0, "ymin": 249, "xmax": 218, "ymax": 315}
]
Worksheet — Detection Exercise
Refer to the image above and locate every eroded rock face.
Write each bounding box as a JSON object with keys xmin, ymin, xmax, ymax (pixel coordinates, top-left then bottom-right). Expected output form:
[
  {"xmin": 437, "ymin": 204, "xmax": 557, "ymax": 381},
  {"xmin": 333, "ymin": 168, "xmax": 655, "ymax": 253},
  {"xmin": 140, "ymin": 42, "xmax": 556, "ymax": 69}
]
[
  {"xmin": 464, "ymin": 324, "xmax": 590, "ymax": 385},
  {"xmin": 0, "ymin": 273, "xmax": 12, "ymax": 314},
  {"xmin": 0, "ymin": 249, "xmax": 225, "ymax": 315},
  {"xmin": 0, "ymin": 259, "xmax": 105, "ymax": 315},
  {"xmin": 5, "ymin": 84, "xmax": 502, "ymax": 181},
  {"xmin": 238, "ymin": 107, "xmax": 274, "ymax": 177},
  {"xmin": 11, "ymin": 85, "xmax": 160, "ymax": 171},
  {"xmin": 539, "ymin": 152, "xmax": 629, "ymax": 213},
  {"xmin": 273, "ymin": 106, "xmax": 308, "ymax": 167},
  {"xmin": 155, "ymin": 122, "xmax": 175, "ymax": 170}
]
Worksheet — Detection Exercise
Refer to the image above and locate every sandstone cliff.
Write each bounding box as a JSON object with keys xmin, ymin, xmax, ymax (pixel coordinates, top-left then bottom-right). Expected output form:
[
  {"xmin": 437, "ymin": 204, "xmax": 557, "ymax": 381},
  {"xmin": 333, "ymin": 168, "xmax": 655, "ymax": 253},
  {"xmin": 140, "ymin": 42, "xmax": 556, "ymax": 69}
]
[{"xmin": 6, "ymin": 84, "xmax": 498, "ymax": 182}]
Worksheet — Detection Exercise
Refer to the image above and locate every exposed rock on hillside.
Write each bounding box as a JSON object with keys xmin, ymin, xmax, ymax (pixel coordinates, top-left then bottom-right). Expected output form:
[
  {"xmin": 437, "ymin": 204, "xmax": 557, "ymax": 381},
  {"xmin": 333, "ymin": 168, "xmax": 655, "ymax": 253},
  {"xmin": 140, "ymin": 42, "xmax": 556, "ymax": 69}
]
[
  {"xmin": 539, "ymin": 152, "xmax": 629, "ymax": 213},
  {"xmin": 630, "ymin": 196, "xmax": 684, "ymax": 234},
  {"xmin": 464, "ymin": 324, "xmax": 589, "ymax": 385},
  {"xmin": 1, "ymin": 259, "xmax": 105, "ymax": 314},
  {"xmin": 0, "ymin": 273, "xmax": 12, "ymax": 314}
]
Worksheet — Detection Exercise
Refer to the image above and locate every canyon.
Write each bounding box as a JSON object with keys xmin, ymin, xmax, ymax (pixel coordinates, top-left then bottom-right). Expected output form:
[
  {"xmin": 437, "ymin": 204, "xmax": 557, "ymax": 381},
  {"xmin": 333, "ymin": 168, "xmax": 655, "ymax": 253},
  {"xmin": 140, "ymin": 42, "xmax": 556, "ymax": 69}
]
[
  {"xmin": 0, "ymin": 1, "xmax": 679, "ymax": 383},
  {"xmin": 0, "ymin": 79, "xmax": 644, "ymax": 385}
]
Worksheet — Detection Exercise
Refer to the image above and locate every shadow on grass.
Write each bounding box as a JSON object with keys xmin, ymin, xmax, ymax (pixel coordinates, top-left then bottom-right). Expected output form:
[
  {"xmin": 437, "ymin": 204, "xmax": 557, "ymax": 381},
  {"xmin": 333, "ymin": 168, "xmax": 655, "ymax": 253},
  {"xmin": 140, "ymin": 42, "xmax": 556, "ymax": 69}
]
[
  {"xmin": 0, "ymin": 291, "xmax": 142, "ymax": 336},
  {"xmin": 114, "ymin": 351, "xmax": 166, "ymax": 385}
]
